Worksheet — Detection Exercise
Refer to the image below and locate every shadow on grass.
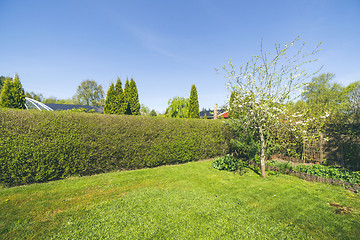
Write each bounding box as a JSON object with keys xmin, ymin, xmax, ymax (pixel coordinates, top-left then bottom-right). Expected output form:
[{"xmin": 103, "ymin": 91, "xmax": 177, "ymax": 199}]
[{"xmin": 244, "ymin": 164, "xmax": 261, "ymax": 176}]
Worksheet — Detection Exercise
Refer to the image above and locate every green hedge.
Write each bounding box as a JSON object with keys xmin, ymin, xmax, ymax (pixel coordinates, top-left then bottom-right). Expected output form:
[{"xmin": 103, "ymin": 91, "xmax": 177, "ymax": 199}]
[{"xmin": 0, "ymin": 109, "xmax": 230, "ymax": 186}]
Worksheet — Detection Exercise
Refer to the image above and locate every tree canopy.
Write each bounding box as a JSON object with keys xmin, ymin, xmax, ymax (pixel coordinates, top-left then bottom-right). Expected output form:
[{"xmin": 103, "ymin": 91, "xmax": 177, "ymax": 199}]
[
  {"xmin": 75, "ymin": 80, "xmax": 104, "ymax": 106},
  {"xmin": 104, "ymin": 77, "xmax": 140, "ymax": 115},
  {"xmin": 128, "ymin": 78, "xmax": 140, "ymax": 115},
  {"xmin": 0, "ymin": 74, "xmax": 26, "ymax": 109},
  {"xmin": 188, "ymin": 84, "xmax": 200, "ymax": 118},
  {"xmin": 223, "ymin": 36, "xmax": 322, "ymax": 178},
  {"xmin": 104, "ymin": 83, "xmax": 116, "ymax": 114},
  {"xmin": 165, "ymin": 96, "xmax": 189, "ymax": 118}
]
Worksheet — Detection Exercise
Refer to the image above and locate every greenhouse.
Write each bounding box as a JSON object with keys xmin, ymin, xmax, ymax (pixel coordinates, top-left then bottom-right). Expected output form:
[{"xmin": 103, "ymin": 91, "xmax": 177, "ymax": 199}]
[{"xmin": 25, "ymin": 97, "xmax": 53, "ymax": 111}]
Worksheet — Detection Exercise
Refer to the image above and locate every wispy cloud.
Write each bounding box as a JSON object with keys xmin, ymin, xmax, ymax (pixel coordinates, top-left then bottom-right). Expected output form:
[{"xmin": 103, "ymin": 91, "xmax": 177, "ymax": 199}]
[{"xmin": 121, "ymin": 21, "xmax": 185, "ymax": 62}]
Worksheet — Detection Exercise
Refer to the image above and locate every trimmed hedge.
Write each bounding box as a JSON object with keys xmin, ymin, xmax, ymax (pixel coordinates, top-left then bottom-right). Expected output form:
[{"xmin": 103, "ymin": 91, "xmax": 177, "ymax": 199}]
[{"xmin": 0, "ymin": 109, "xmax": 230, "ymax": 186}]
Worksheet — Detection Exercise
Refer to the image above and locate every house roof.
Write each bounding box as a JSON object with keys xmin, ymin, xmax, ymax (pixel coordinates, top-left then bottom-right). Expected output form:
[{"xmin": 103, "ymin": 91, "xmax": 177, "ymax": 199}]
[
  {"xmin": 46, "ymin": 103, "xmax": 104, "ymax": 113},
  {"xmin": 199, "ymin": 109, "xmax": 228, "ymax": 119}
]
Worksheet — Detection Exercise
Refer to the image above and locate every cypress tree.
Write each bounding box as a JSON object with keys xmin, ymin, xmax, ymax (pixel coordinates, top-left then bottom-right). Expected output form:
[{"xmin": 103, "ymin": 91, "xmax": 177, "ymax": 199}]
[
  {"xmin": 114, "ymin": 78, "xmax": 126, "ymax": 114},
  {"xmin": 0, "ymin": 76, "xmax": 5, "ymax": 91},
  {"xmin": 0, "ymin": 78, "xmax": 13, "ymax": 108},
  {"xmin": 188, "ymin": 84, "xmax": 200, "ymax": 118},
  {"xmin": 0, "ymin": 74, "xmax": 25, "ymax": 109},
  {"xmin": 124, "ymin": 78, "xmax": 131, "ymax": 115},
  {"xmin": 104, "ymin": 83, "xmax": 116, "ymax": 114},
  {"xmin": 129, "ymin": 78, "xmax": 140, "ymax": 115}
]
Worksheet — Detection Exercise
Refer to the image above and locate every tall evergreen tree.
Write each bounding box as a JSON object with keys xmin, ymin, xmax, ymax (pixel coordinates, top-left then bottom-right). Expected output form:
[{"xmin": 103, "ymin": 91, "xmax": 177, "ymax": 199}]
[
  {"xmin": 113, "ymin": 78, "xmax": 126, "ymax": 114},
  {"xmin": 0, "ymin": 76, "xmax": 5, "ymax": 91},
  {"xmin": 0, "ymin": 74, "xmax": 25, "ymax": 109},
  {"xmin": 104, "ymin": 83, "xmax": 116, "ymax": 114},
  {"xmin": 129, "ymin": 78, "xmax": 140, "ymax": 115},
  {"xmin": 188, "ymin": 84, "xmax": 200, "ymax": 118},
  {"xmin": 124, "ymin": 78, "xmax": 131, "ymax": 115},
  {"xmin": 0, "ymin": 78, "xmax": 13, "ymax": 108}
]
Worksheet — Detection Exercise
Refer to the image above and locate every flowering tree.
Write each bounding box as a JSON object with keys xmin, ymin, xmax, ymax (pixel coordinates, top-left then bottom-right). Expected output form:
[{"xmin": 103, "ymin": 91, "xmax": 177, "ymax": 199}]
[{"xmin": 222, "ymin": 36, "xmax": 322, "ymax": 178}]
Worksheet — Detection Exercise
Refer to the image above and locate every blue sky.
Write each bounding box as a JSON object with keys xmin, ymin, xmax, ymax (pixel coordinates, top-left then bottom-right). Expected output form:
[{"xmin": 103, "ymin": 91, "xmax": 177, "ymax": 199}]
[{"xmin": 1, "ymin": 0, "xmax": 359, "ymax": 112}]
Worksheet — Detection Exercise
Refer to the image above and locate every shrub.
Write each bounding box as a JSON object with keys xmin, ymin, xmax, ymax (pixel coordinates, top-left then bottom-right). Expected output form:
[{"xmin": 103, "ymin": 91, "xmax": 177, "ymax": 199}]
[
  {"xmin": 267, "ymin": 160, "xmax": 360, "ymax": 185},
  {"xmin": 212, "ymin": 154, "xmax": 240, "ymax": 171},
  {"xmin": 0, "ymin": 108, "xmax": 230, "ymax": 186},
  {"xmin": 294, "ymin": 164, "xmax": 360, "ymax": 185}
]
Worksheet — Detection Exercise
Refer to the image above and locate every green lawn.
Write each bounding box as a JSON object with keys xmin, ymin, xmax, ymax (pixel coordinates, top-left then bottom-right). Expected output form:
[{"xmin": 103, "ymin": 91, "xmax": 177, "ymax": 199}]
[{"xmin": 1, "ymin": 160, "xmax": 360, "ymax": 239}]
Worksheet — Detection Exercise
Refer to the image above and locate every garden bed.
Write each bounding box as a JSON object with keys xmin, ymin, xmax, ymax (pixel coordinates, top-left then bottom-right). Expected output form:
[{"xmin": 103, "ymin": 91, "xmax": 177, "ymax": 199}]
[{"xmin": 263, "ymin": 160, "xmax": 360, "ymax": 193}]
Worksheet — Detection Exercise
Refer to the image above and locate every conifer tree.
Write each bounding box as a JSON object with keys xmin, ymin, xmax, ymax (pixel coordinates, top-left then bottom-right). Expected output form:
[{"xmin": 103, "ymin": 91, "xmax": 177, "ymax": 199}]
[
  {"xmin": 0, "ymin": 78, "xmax": 13, "ymax": 108},
  {"xmin": 129, "ymin": 78, "xmax": 140, "ymax": 115},
  {"xmin": 0, "ymin": 74, "xmax": 25, "ymax": 109},
  {"xmin": 113, "ymin": 78, "xmax": 126, "ymax": 114},
  {"xmin": 124, "ymin": 78, "xmax": 132, "ymax": 115},
  {"xmin": 188, "ymin": 84, "xmax": 200, "ymax": 118},
  {"xmin": 0, "ymin": 76, "xmax": 5, "ymax": 91},
  {"xmin": 104, "ymin": 83, "xmax": 116, "ymax": 114}
]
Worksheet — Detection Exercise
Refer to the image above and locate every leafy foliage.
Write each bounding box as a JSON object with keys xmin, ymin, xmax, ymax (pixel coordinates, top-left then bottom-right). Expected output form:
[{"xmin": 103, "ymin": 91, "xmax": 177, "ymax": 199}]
[
  {"xmin": 25, "ymin": 91, "xmax": 44, "ymax": 102},
  {"xmin": 228, "ymin": 118, "xmax": 260, "ymax": 160},
  {"xmin": 222, "ymin": 36, "xmax": 322, "ymax": 178},
  {"xmin": 165, "ymin": 96, "xmax": 189, "ymax": 118},
  {"xmin": 128, "ymin": 78, "xmax": 140, "ymax": 115},
  {"xmin": 212, "ymin": 154, "xmax": 240, "ymax": 171},
  {"xmin": 113, "ymin": 78, "xmax": 126, "ymax": 114},
  {"xmin": 104, "ymin": 78, "xmax": 137, "ymax": 115},
  {"xmin": 0, "ymin": 74, "xmax": 26, "ymax": 109},
  {"xmin": 124, "ymin": 79, "xmax": 131, "ymax": 114},
  {"xmin": 267, "ymin": 160, "xmax": 360, "ymax": 185},
  {"xmin": 188, "ymin": 84, "xmax": 200, "ymax": 118},
  {"xmin": 0, "ymin": 75, "xmax": 5, "ymax": 91},
  {"xmin": 295, "ymin": 164, "xmax": 360, "ymax": 185},
  {"xmin": 149, "ymin": 109, "xmax": 157, "ymax": 117},
  {"xmin": 75, "ymin": 80, "xmax": 104, "ymax": 106},
  {"xmin": 104, "ymin": 83, "xmax": 116, "ymax": 114},
  {"xmin": 0, "ymin": 108, "xmax": 230, "ymax": 186}
]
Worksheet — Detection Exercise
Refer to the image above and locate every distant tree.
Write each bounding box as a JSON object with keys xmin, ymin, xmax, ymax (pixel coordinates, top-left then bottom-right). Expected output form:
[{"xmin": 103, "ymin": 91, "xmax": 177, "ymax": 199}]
[
  {"xmin": 204, "ymin": 113, "xmax": 207, "ymax": 119},
  {"xmin": 228, "ymin": 91, "xmax": 239, "ymax": 118},
  {"xmin": 303, "ymin": 74, "xmax": 343, "ymax": 112},
  {"xmin": 0, "ymin": 78, "xmax": 13, "ymax": 108},
  {"xmin": 149, "ymin": 109, "xmax": 157, "ymax": 117},
  {"xmin": 165, "ymin": 96, "xmax": 189, "ymax": 118},
  {"xmin": 113, "ymin": 78, "xmax": 126, "ymax": 114},
  {"xmin": 43, "ymin": 97, "xmax": 75, "ymax": 104},
  {"xmin": 129, "ymin": 78, "xmax": 140, "ymax": 115},
  {"xmin": 141, "ymin": 104, "xmax": 150, "ymax": 115},
  {"xmin": 75, "ymin": 80, "xmax": 104, "ymax": 106},
  {"xmin": 343, "ymin": 80, "xmax": 360, "ymax": 124},
  {"xmin": 104, "ymin": 83, "xmax": 116, "ymax": 114},
  {"xmin": 0, "ymin": 76, "xmax": 5, "ymax": 91},
  {"xmin": 0, "ymin": 74, "xmax": 26, "ymax": 109},
  {"xmin": 124, "ymin": 79, "xmax": 131, "ymax": 114},
  {"xmin": 25, "ymin": 91, "xmax": 44, "ymax": 102},
  {"xmin": 188, "ymin": 84, "xmax": 200, "ymax": 118}
]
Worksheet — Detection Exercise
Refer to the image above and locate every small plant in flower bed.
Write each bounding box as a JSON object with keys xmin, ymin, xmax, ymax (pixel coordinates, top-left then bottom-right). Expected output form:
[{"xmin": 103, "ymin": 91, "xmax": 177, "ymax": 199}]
[
  {"xmin": 267, "ymin": 160, "xmax": 294, "ymax": 171},
  {"xmin": 212, "ymin": 154, "xmax": 240, "ymax": 171},
  {"xmin": 294, "ymin": 164, "xmax": 360, "ymax": 185},
  {"xmin": 267, "ymin": 160, "xmax": 360, "ymax": 185}
]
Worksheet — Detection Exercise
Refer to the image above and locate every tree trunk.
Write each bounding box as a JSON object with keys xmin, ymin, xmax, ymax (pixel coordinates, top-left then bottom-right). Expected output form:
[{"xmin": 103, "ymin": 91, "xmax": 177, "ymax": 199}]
[{"xmin": 259, "ymin": 125, "xmax": 266, "ymax": 178}]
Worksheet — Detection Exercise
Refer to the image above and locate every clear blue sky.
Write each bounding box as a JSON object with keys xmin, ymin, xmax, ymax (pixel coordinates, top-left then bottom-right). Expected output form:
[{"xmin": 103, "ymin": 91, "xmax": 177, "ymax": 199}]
[{"xmin": 1, "ymin": 0, "xmax": 359, "ymax": 112}]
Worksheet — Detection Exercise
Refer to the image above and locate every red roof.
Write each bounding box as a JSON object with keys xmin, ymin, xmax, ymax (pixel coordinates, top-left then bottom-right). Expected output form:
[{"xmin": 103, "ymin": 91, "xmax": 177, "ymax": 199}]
[{"xmin": 219, "ymin": 111, "xmax": 229, "ymax": 118}]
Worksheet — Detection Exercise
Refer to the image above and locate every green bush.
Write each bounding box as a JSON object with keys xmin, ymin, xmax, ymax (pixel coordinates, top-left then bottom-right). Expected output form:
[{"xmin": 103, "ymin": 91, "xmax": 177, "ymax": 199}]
[
  {"xmin": 267, "ymin": 160, "xmax": 360, "ymax": 185},
  {"xmin": 0, "ymin": 108, "xmax": 230, "ymax": 186},
  {"xmin": 294, "ymin": 164, "xmax": 360, "ymax": 185},
  {"xmin": 212, "ymin": 154, "xmax": 240, "ymax": 171}
]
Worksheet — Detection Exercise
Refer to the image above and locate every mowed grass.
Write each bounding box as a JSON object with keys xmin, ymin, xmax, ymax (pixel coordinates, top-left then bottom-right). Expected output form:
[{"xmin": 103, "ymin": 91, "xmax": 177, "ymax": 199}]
[{"xmin": 1, "ymin": 160, "xmax": 360, "ymax": 239}]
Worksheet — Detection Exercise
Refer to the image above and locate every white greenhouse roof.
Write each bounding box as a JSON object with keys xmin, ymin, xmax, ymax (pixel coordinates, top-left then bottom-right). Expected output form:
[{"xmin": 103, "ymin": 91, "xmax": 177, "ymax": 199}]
[{"xmin": 25, "ymin": 97, "xmax": 53, "ymax": 111}]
